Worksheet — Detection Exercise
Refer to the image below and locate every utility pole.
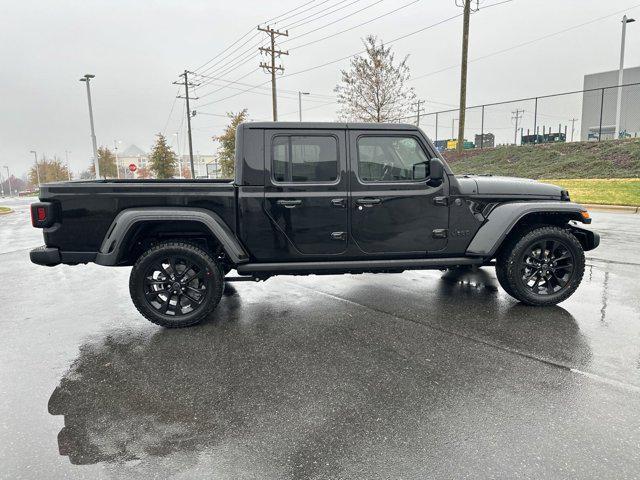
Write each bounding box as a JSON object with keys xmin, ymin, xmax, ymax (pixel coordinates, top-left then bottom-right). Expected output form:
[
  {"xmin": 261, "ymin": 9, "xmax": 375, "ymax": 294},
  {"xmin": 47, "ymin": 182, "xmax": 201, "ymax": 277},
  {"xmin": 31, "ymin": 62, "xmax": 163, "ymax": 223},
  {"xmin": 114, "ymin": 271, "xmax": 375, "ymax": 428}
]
[
  {"xmin": 79, "ymin": 74, "xmax": 100, "ymax": 178},
  {"xmin": 512, "ymin": 109, "xmax": 524, "ymax": 145},
  {"xmin": 174, "ymin": 70, "xmax": 199, "ymax": 178},
  {"xmin": 0, "ymin": 168, "xmax": 4, "ymax": 197},
  {"xmin": 414, "ymin": 99, "xmax": 426, "ymax": 126},
  {"xmin": 570, "ymin": 118, "xmax": 577, "ymax": 142},
  {"xmin": 30, "ymin": 150, "xmax": 41, "ymax": 187},
  {"xmin": 456, "ymin": 0, "xmax": 478, "ymax": 152},
  {"xmin": 298, "ymin": 91, "xmax": 309, "ymax": 121},
  {"xmin": 3, "ymin": 166, "xmax": 11, "ymax": 196},
  {"xmin": 258, "ymin": 26, "xmax": 289, "ymax": 121},
  {"xmin": 615, "ymin": 15, "xmax": 635, "ymax": 139}
]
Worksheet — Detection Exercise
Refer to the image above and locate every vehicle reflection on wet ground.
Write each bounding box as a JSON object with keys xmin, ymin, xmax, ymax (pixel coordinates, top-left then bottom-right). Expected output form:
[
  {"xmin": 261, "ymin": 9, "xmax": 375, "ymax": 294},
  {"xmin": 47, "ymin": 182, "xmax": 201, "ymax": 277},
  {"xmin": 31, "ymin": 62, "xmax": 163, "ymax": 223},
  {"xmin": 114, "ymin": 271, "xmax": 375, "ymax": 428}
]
[{"xmin": 1, "ymin": 207, "xmax": 639, "ymax": 479}]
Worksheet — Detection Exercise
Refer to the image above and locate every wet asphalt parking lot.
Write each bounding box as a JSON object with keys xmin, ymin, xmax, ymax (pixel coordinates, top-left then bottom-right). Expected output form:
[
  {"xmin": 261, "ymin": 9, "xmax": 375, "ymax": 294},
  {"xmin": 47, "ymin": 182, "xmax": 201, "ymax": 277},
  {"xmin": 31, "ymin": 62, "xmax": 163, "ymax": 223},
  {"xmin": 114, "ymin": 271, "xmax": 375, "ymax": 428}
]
[{"xmin": 1, "ymin": 197, "xmax": 639, "ymax": 479}]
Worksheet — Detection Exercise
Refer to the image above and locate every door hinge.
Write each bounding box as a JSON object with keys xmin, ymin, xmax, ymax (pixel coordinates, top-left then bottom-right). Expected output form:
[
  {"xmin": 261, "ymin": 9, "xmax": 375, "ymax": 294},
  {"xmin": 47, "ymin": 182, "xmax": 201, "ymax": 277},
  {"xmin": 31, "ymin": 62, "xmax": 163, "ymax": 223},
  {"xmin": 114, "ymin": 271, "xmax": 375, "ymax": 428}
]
[
  {"xmin": 433, "ymin": 196, "xmax": 449, "ymax": 206},
  {"xmin": 432, "ymin": 229, "xmax": 448, "ymax": 239},
  {"xmin": 331, "ymin": 231, "xmax": 346, "ymax": 241}
]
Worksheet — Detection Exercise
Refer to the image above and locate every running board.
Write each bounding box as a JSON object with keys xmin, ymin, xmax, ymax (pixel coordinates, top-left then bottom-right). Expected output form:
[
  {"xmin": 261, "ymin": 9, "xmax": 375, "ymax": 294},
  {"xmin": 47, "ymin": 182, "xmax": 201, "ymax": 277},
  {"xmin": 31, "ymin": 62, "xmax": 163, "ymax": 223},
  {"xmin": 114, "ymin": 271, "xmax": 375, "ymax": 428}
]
[{"xmin": 236, "ymin": 257, "xmax": 484, "ymax": 276}]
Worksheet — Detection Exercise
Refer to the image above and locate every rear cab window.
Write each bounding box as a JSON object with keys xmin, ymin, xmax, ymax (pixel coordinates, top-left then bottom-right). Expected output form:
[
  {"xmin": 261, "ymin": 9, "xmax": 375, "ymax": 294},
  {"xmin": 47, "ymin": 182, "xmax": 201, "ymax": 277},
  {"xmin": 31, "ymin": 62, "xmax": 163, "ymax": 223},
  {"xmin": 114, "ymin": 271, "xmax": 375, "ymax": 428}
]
[{"xmin": 272, "ymin": 135, "xmax": 339, "ymax": 183}]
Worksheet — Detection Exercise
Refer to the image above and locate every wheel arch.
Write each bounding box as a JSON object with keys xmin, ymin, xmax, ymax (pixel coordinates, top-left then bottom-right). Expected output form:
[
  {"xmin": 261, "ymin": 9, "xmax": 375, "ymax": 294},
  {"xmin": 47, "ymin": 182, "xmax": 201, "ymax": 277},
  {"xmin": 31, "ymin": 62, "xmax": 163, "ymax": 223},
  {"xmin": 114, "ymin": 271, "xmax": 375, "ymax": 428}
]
[
  {"xmin": 466, "ymin": 201, "xmax": 591, "ymax": 258},
  {"xmin": 94, "ymin": 207, "xmax": 249, "ymax": 266}
]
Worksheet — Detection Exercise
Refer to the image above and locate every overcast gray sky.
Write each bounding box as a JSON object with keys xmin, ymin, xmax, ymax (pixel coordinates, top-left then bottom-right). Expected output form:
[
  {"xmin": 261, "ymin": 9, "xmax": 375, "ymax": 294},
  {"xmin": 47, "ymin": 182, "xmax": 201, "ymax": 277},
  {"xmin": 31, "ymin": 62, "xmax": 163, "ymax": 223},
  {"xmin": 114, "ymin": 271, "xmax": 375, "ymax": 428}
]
[{"xmin": 1, "ymin": 0, "xmax": 639, "ymax": 178}]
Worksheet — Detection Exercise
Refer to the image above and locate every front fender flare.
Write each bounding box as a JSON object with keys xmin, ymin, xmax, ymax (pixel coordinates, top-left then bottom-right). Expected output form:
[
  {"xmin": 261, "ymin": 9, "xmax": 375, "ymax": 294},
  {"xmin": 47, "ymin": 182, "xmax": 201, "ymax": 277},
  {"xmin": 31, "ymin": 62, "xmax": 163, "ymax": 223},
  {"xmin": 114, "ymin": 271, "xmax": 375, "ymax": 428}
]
[
  {"xmin": 94, "ymin": 207, "xmax": 249, "ymax": 266},
  {"xmin": 466, "ymin": 201, "xmax": 590, "ymax": 257}
]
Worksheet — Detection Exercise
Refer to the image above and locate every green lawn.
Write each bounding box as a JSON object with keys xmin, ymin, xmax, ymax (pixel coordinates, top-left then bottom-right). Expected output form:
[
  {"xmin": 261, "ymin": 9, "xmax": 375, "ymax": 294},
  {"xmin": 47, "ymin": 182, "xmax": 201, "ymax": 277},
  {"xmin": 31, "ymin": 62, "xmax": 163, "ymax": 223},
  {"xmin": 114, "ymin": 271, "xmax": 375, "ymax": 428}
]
[
  {"xmin": 0, "ymin": 206, "xmax": 12, "ymax": 214},
  {"xmin": 543, "ymin": 178, "xmax": 640, "ymax": 207},
  {"xmin": 445, "ymin": 138, "xmax": 640, "ymax": 179}
]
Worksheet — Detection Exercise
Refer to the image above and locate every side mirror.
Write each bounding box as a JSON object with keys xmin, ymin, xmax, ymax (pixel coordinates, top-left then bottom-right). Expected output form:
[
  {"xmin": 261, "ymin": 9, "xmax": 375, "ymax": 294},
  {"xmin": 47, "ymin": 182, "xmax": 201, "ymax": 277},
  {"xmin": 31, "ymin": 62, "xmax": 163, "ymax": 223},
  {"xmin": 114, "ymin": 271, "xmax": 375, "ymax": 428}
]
[
  {"xmin": 429, "ymin": 158, "xmax": 444, "ymax": 183},
  {"xmin": 412, "ymin": 161, "xmax": 428, "ymax": 180}
]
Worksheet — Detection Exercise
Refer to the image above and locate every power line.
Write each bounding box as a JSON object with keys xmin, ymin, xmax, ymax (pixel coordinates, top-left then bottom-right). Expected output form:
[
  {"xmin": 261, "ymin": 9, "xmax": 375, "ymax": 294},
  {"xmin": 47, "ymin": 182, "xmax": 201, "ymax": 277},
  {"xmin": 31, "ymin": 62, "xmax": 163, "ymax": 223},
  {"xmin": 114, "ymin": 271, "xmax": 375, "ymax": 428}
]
[
  {"xmin": 196, "ymin": 0, "xmax": 381, "ymax": 91},
  {"xmin": 195, "ymin": 0, "xmax": 398, "ymax": 98},
  {"xmin": 196, "ymin": 0, "xmax": 511, "ymax": 108},
  {"xmin": 192, "ymin": 0, "xmax": 321, "ymax": 74},
  {"xmin": 197, "ymin": 1, "xmax": 366, "ymax": 86},
  {"xmin": 272, "ymin": 0, "xmax": 335, "ymax": 26},
  {"xmin": 287, "ymin": 0, "xmax": 420, "ymax": 51},
  {"xmin": 193, "ymin": 29, "xmax": 256, "ymax": 73},
  {"xmin": 282, "ymin": 0, "xmax": 364, "ymax": 31},
  {"xmin": 161, "ymin": 89, "xmax": 180, "ymax": 136},
  {"xmin": 192, "ymin": 70, "xmax": 334, "ymax": 99},
  {"xmin": 410, "ymin": 1, "xmax": 640, "ymax": 82}
]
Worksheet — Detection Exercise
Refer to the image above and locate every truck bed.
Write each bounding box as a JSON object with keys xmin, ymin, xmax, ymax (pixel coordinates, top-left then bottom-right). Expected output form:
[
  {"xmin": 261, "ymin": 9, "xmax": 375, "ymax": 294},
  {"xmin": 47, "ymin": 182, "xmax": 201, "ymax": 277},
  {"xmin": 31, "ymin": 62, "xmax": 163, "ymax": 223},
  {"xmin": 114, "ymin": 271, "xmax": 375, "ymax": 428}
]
[{"xmin": 39, "ymin": 180, "xmax": 237, "ymax": 253}]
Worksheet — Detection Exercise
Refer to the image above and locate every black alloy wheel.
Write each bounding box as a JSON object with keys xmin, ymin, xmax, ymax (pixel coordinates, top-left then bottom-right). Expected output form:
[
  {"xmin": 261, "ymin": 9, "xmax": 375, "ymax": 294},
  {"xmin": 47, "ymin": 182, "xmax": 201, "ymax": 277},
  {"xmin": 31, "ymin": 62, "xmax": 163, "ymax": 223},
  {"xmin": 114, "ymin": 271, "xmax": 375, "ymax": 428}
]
[
  {"xmin": 130, "ymin": 241, "xmax": 223, "ymax": 327},
  {"xmin": 143, "ymin": 255, "xmax": 209, "ymax": 316},
  {"xmin": 495, "ymin": 226, "xmax": 585, "ymax": 306},
  {"xmin": 519, "ymin": 239, "xmax": 575, "ymax": 296}
]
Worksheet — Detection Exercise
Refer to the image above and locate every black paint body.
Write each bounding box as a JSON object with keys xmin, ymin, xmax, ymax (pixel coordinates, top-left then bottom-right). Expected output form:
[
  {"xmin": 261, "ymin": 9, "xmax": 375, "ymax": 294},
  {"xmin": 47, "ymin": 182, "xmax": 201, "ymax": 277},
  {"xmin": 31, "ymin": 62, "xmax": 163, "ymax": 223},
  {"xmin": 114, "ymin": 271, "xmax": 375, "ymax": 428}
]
[{"xmin": 33, "ymin": 122, "xmax": 593, "ymax": 274}]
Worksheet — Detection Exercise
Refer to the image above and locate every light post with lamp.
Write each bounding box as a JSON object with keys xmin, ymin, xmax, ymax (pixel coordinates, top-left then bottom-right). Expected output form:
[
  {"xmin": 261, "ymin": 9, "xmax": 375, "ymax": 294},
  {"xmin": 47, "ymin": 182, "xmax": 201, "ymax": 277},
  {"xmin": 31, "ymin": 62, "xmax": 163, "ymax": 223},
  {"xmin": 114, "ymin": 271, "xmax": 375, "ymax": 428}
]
[
  {"xmin": 615, "ymin": 15, "xmax": 635, "ymax": 138},
  {"xmin": 298, "ymin": 91, "xmax": 310, "ymax": 121},
  {"xmin": 79, "ymin": 74, "xmax": 100, "ymax": 177}
]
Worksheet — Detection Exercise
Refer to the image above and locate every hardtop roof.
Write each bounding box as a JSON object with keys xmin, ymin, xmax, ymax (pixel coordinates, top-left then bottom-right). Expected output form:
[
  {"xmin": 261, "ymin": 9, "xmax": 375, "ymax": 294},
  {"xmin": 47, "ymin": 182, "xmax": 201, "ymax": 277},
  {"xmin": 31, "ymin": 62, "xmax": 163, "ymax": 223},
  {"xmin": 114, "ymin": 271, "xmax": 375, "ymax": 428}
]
[{"xmin": 241, "ymin": 121, "xmax": 420, "ymax": 131}]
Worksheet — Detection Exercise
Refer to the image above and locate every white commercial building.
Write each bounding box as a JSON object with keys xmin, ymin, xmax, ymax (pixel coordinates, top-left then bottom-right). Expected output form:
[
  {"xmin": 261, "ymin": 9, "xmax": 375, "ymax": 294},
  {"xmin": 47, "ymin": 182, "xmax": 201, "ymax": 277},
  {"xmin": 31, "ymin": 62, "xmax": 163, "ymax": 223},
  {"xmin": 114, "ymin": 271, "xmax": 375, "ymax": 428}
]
[
  {"xmin": 116, "ymin": 145, "xmax": 219, "ymax": 178},
  {"xmin": 580, "ymin": 66, "xmax": 640, "ymax": 141}
]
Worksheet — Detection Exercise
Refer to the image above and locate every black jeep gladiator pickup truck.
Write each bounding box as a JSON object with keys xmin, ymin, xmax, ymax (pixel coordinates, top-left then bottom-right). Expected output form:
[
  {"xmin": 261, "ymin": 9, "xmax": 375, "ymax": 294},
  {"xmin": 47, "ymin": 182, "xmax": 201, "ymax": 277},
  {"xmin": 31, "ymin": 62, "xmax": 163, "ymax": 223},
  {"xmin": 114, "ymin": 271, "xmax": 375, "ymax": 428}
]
[{"xmin": 30, "ymin": 122, "xmax": 599, "ymax": 327}]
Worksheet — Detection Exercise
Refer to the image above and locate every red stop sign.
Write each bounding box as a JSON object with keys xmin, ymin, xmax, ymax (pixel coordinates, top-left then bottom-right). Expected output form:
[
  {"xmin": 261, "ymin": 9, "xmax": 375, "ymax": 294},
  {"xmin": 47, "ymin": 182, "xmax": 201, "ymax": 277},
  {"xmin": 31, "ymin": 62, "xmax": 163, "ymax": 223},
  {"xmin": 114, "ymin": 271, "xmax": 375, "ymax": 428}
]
[{"xmin": 128, "ymin": 163, "xmax": 137, "ymax": 172}]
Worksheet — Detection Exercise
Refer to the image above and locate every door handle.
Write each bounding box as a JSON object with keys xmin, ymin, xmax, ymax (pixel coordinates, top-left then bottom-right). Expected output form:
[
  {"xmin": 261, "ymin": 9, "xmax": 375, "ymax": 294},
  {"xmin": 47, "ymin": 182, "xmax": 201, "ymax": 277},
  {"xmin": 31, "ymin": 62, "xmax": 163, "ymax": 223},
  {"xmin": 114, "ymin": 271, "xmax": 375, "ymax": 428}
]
[
  {"xmin": 355, "ymin": 197, "xmax": 382, "ymax": 207},
  {"xmin": 330, "ymin": 198, "xmax": 346, "ymax": 208},
  {"xmin": 276, "ymin": 199, "xmax": 302, "ymax": 208}
]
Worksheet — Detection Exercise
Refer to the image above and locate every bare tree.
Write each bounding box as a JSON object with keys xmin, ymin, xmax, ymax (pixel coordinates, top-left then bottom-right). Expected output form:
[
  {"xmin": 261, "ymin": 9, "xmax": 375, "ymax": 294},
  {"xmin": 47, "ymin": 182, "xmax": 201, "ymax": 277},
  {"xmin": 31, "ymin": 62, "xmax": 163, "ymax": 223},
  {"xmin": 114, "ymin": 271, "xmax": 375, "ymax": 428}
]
[{"xmin": 335, "ymin": 35, "xmax": 416, "ymax": 123}]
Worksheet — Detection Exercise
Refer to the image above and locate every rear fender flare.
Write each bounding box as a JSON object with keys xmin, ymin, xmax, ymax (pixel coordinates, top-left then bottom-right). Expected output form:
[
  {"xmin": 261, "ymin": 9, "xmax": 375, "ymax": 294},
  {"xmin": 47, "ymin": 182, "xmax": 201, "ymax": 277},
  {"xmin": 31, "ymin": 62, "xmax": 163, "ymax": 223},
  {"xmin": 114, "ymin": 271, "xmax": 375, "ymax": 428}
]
[
  {"xmin": 94, "ymin": 207, "xmax": 249, "ymax": 266},
  {"xmin": 466, "ymin": 201, "xmax": 590, "ymax": 257}
]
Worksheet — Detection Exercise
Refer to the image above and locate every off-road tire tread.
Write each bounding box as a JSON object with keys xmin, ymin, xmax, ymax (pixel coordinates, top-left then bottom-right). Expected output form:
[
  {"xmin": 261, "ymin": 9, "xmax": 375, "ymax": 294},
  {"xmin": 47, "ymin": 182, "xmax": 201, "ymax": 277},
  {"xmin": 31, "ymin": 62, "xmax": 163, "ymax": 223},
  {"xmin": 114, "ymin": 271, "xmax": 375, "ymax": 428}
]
[
  {"xmin": 129, "ymin": 240, "xmax": 223, "ymax": 328},
  {"xmin": 499, "ymin": 226, "xmax": 585, "ymax": 306}
]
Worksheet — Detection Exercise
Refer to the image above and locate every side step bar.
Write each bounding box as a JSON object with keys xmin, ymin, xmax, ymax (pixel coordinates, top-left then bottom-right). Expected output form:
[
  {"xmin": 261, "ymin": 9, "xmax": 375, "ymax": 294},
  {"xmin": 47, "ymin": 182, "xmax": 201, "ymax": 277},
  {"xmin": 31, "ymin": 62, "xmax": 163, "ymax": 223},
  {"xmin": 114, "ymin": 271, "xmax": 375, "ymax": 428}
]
[{"xmin": 236, "ymin": 257, "xmax": 484, "ymax": 276}]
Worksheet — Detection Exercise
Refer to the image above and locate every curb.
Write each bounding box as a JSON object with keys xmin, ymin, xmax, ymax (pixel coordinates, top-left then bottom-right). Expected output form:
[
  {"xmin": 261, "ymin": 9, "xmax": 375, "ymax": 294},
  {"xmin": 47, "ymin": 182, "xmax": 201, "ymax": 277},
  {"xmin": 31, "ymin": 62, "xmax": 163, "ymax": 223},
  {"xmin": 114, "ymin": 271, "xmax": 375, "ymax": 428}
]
[{"xmin": 582, "ymin": 204, "xmax": 639, "ymax": 214}]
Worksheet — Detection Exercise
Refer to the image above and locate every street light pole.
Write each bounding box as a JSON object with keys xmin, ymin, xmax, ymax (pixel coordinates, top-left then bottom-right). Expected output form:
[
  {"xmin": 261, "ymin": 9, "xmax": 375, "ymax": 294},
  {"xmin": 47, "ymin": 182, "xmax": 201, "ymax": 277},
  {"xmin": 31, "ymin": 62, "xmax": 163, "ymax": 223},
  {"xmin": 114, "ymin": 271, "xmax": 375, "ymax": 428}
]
[
  {"xmin": 113, "ymin": 140, "xmax": 121, "ymax": 179},
  {"xmin": 298, "ymin": 91, "xmax": 309, "ymax": 121},
  {"xmin": 3, "ymin": 166, "xmax": 11, "ymax": 196},
  {"xmin": 615, "ymin": 15, "xmax": 635, "ymax": 139},
  {"xmin": 80, "ymin": 74, "xmax": 100, "ymax": 178},
  {"xmin": 64, "ymin": 150, "xmax": 72, "ymax": 181},
  {"xmin": 30, "ymin": 150, "xmax": 41, "ymax": 187}
]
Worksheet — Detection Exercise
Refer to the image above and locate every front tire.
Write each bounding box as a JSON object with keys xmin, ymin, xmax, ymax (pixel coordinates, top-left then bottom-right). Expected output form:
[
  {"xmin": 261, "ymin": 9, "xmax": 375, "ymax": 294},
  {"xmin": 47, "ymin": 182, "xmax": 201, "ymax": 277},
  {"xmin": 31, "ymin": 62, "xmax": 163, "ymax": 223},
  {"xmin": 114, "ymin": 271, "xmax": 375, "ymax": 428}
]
[
  {"xmin": 496, "ymin": 226, "xmax": 585, "ymax": 306},
  {"xmin": 129, "ymin": 241, "xmax": 223, "ymax": 328}
]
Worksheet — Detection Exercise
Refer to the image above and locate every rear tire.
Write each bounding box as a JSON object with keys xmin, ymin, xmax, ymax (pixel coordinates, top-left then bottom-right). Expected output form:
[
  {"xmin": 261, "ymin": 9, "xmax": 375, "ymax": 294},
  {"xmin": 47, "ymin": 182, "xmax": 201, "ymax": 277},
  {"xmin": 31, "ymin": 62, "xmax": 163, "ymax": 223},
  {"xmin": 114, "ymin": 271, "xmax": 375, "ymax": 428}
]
[
  {"xmin": 496, "ymin": 226, "xmax": 585, "ymax": 306},
  {"xmin": 129, "ymin": 241, "xmax": 223, "ymax": 328}
]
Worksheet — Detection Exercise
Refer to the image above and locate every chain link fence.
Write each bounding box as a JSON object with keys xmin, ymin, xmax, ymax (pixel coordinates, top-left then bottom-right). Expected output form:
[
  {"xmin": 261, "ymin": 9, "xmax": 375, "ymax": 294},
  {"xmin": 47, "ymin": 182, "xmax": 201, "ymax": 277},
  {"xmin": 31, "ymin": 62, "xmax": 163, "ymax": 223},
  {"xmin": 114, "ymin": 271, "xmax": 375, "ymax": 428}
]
[{"xmin": 401, "ymin": 82, "xmax": 640, "ymax": 151}]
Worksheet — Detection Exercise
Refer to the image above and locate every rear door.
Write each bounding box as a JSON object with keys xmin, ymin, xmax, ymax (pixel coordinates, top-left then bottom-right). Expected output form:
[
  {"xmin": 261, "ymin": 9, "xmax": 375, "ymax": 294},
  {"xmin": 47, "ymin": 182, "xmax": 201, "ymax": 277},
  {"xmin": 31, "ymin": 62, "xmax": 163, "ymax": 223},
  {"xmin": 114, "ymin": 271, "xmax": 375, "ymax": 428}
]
[
  {"xmin": 348, "ymin": 131, "xmax": 449, "ymax": 254},
  {"xmin": 264, "ymin": 129, "xmax": 348, "ymax": 256}
]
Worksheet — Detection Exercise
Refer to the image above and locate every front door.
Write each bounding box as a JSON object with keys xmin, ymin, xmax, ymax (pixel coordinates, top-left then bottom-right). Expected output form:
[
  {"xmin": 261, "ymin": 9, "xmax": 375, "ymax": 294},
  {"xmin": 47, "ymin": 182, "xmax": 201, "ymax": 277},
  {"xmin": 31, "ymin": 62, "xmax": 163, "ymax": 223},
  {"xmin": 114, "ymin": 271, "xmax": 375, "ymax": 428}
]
[
  {"xmin": 264, "ymin": 129, "xmax": 348, "ymax": 257},
  {"xmin": 348, "ymin": 131, "xmax": 449, "ymax": 254}
]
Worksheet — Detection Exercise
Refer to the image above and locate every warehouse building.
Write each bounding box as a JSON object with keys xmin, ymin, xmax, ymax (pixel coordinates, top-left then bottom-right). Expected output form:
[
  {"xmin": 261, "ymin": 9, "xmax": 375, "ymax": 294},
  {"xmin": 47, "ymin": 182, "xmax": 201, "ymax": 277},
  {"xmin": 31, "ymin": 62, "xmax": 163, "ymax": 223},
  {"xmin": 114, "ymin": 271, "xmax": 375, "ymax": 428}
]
[{"xmin": 580, "ymin": 66, "xmax": 640, "ymax": 141}]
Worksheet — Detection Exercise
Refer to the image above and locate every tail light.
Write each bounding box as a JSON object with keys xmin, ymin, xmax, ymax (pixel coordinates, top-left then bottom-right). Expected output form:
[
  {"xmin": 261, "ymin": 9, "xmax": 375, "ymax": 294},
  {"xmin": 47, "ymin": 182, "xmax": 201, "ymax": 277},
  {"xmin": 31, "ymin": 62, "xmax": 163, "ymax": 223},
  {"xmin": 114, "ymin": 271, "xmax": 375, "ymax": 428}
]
[{"xmin": 31, "ymin": 202, "xmax": 56, "ymax": 228}]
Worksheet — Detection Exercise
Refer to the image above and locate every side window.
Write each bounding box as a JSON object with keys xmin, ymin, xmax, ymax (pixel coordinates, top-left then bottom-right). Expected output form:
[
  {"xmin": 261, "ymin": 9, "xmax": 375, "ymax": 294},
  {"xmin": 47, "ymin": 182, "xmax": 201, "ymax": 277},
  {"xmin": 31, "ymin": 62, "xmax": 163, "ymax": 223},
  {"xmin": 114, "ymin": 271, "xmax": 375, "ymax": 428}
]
[
  {"xmin": 272, "ymin": 135, "xmax": 338, "ymax": 183},
  {"xmin": 357, "ymin": 136, "xmax": 429, "ymax": 182}
]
